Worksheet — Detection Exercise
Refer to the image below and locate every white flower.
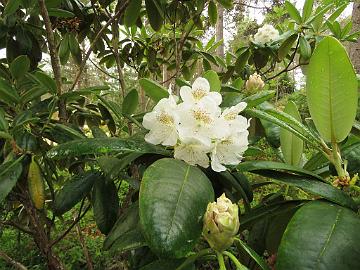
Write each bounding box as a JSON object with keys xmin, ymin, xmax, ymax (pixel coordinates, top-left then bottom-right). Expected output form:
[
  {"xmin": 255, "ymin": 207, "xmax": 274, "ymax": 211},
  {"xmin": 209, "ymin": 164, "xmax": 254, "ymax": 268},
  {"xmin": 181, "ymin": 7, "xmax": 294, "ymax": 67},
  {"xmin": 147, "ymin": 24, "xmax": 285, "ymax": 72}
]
[
  {"xmin": 211, "ymin": 130, "xmax": 249, "ymax": 172},
  {"xmin": 142, "ymin": 96, "xmax": 179, "ymax": 146},
  {"xmin": 221, "ymin": 102, "xmax": 249, "ymax": 134},
  {"xmin": 177, "ymin": 102, "xmax": 228, "ymax": 146},
  {"xmin": 180, "ymin": 77, "xmax": 222, "ymax": 106},
  {"xmin": 174, "ymin": 137, "xmax": 212, "ymax": 168},
  {"xmin": 253, "ymin": 24, "xmax": 279, "ymax": 44}
]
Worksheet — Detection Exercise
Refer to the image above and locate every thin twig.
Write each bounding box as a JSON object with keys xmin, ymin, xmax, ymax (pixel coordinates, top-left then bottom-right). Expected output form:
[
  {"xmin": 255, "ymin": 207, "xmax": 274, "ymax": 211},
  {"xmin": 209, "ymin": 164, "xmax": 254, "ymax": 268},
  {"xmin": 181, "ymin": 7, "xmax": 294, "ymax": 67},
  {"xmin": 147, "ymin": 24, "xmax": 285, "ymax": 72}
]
[
  {"xmin": 0, "ymin": 250, "xmax": 28, "ymax": 270},
  {"xmin": 265, "ymin": 37, "xmax": 301, "ymax": 81},
  {"xmin": 49, "ymin": 204, "xmax": 91, "ymax": 248},
  {"xmin": 70, "ymin": 0, "xmax": 129, "ymax": 91},
  {"xmin": 0, "ymin": 220, "xmax": 33, "ymax": 235}
]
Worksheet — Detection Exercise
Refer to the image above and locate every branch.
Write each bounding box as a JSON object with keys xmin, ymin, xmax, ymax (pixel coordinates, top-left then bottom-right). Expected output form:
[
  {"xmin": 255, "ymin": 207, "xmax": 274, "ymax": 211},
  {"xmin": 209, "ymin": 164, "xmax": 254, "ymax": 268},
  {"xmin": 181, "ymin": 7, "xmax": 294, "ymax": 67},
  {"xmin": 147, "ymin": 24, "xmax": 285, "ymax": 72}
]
[
  {"xmin": 0, "ymin": 220, "xmax": 33, "ymax": 235},
  {"xmin": 49, "ymin": 204, "xmax": 91, "ymax": 248},
  {"xmin": 38, "ymin": 0, "xmax": 67, "ymax": 122},
  {"xmin": 69, "ymin": 0, "xmax": 129, "ymax": 92},
  {"xmin": 265, "ymin": 37, "xmax": 301, "ymax": 81},
  {"xmin": 0, "ymin": 250, "xmax": 28, "ymax": 270}
]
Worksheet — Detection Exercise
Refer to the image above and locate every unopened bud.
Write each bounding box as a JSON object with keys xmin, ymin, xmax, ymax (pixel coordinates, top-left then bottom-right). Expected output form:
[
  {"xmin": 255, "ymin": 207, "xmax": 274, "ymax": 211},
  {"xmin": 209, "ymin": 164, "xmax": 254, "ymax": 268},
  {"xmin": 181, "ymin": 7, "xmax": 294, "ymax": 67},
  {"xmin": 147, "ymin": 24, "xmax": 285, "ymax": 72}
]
[
  {"xmin": 203, "ymin": 194, "xmax": 239, "ymax": 251},
  {"xmin": 245, "ymin": 73, "xmax": 265, "ymax": 93}
]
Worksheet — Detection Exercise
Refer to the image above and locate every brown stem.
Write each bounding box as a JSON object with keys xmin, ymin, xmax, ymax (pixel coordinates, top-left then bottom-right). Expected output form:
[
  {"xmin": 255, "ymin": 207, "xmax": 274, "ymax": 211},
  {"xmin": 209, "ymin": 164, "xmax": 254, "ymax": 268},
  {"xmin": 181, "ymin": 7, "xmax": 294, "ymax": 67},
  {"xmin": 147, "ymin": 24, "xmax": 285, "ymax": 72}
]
[
  {"xmin": 0, "ymin": 220, "xmax": 33, "ymax": 235},
  {"xmin": 50, "ymin": 204, "xmax": 91, "ymax": 248},
  {"xmin": 75, "ymin": 217, "xmax": 94, "ymax": 270},
  {"xmin": 38, "ymin": 0, "xmax": 67, "ymax": 122},
  {"xmin": 0, "ymin": 250, "xmax": 28, "ymax": 270},
  {"xmin": 70, "ymin": 0, "xmax": 129, "ymax": 92}
]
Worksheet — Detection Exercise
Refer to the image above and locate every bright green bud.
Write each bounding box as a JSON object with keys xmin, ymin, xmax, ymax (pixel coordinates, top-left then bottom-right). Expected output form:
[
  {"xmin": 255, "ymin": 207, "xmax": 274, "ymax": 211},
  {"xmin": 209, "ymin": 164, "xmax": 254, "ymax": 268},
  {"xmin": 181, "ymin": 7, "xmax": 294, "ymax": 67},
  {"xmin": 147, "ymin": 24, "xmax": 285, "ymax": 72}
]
[{"xmin": 203, "ymin": 193, "xmax": 240, "ymax": 251}]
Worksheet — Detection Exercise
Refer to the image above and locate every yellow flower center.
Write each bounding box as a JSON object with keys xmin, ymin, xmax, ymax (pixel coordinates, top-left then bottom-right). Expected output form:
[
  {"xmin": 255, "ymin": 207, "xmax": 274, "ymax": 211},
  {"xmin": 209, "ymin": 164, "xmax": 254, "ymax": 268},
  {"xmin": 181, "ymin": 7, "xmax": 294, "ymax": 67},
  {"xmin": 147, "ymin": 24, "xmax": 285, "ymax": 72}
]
[
  {"xmin": 192, "ymin": 89, "xmax": 207, "ymax": 100},
  {"xmin": 157, "ymin": 112, "xmax": 174, "ymax": 126},
  {"xmin": 193, "ymin": 109, "xmax": 212, "ymax": 124},
  {"xmin": 224, "ymin": 112, "xmax": 237, "ymax": 121}
]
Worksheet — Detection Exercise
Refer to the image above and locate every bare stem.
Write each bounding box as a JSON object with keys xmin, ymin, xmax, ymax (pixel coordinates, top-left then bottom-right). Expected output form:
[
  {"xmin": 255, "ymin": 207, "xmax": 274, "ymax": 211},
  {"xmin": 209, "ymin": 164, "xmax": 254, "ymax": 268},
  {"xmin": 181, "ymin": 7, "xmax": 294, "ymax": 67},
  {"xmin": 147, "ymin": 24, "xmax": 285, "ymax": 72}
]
[{"xmin": 0, "ymin": 250, "xmax": 28, "ymax": 270}]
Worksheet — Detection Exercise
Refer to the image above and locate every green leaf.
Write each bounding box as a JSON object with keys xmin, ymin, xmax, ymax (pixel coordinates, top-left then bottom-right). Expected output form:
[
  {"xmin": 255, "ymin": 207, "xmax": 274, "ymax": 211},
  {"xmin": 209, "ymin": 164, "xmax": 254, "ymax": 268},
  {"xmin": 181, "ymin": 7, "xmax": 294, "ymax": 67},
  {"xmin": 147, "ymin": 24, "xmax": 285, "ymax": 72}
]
[
  {"xmin": 92, "ymin": 176, "xmax": 119, "ymax": 234},
  {"xmin": 20, "ymin": 86, "xmax": 48, "ymax": 104},
  {"xmin": 299, "ymin": 36, "xmax": 311, "ymax": 60},
  {"xmin": 48, "ymin": 8, "xmax": 75, "ymax": 18},
  {"xmin": 4, "ymin": 0, "xmax": 21, "ymax": 16},
  {"xmin": 208, "ymin": 1, "xmax": 217, "ymax": 26},
  {"xmin": 302, "ymin": 0, "xmax": 314, "ymax": 21},
  {"xmin": 33, "ymin": 71, "xmax": 57, "ymax": 93},
  {"xmin": 10, "ymin": 55, "xmax": 30, "ymax": 80},
  {"xmin": 278, "ymin": 34, "xmax": 298, "ymax": 61},
  {"xmin": 69, "ymin": 33, "xmax": 82, "ymax": 65},
  {"xmin": 216, "ymin": 0, "xmax": 233, "ymax": 9},
  {"xmin": 306, "ymin": 36, "xmax": 358, "ymax": 143},
  {"xmin": 53, "ymin": 172, "xmax": 99, "ymax": 215},
  {"xmin": 284, "ymin": 1, "xmax": 302, "ymax": 24},
  {"xmin": 280, "ymin": 101, "xmax": 303, "ymax": 166},
  {"xmin": 0, "ymin": 157, "xmax": 23, "ymax": 202},
  {"xmin": 62, "ymin": 85, "xmax": 109, "ymax": 100},
  {"xmin": 145, "ymin": 0, "xmax": 163, "ymax": 31},
  {"xmin": 327, "ymin": 3, "xmax": 347, "ymax": 23},
  {"xmin": 0, "ymin": 109, "xmax": 9, "ymax": 132},
  {"xmin": 243, "ymin": 170, "xmax": 357, "ymax": 210},
  {"xmin": 104, "ymin": 202, "xmax": 141, "ymax": 250},
  {"xmin": 139, "ymin": 78, "xmax": 169, "ymax": 103},
  {"xmin": 141, "ymin": 259, "xmax": 194, "ymax": 270},
  {"xmin": 242, "ymin": 91, "xmax": 275, "ymax": 108},
  {"xmin": 203, "ymin": 70, "xmax": 221, "ymax": 92},
  {"xmin": 46, "ymin": 138, "xmax": 169, "ymax": 159},
  {"xmin": 59, "ymin": 34, "xmax": 70, "ymax": 65},
  {"xmin": 237, "ymin": 160, "xmax": 323, "ymax": 180},
  {"xmin": 276, "ymin": 201, "xmax": 360, "ymax": 270},
  {"xmin": 235, "ymin": 49, "xmax": 250, "ymax": 74},
  {"xmin": 122, "ymin": 89, "xmax": 139, "ymax": 115},
  {"xmin": 139, "ymin": 158, "xmax": 214, "ymax": 258},
  {"xmin": 124, "ymin": 0, "xmax": 142, "ymax": 27},
  {"xmin": 305, "ymin": 4, "xmax": 332, "ymax": 25},
  {"xmin": 246, "ymin": 108, "xmax": 322, "ymax": 150},
  {"xmin": 235, "ymin": 238, "xmax": 270, "ymax": 270},
  {"xmin": 0, "ymin": 79, "xmax": 20, "ymax": 105},
  {"xmin": 110, "ymin": 227, "xmax": 146, "ymax": 252}
]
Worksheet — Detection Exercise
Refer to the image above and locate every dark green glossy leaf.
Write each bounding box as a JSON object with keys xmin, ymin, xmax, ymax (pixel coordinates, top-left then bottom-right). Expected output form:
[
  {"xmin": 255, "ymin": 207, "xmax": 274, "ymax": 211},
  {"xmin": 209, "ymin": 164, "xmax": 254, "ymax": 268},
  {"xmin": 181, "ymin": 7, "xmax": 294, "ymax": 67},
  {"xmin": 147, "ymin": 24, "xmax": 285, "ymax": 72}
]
[
  {"xmin": 124, "ymin": 0, "xmax": 142, "ymax": 27},
  {"xmin": 236, "ymin": 238, "xmax": 270, "ymax": 270},
  {"xmin": 53, "ymin": 172, "xmax": 99, "ymax": 215},
  {"xmin": 92, "ymin": 176, "xmax": 119, "ymax": 234},
  {"xmin": 0, "ymin": 157, "xmax": 23, "ymax": 202},
  {"xmin": 242, "ymin": 91, "xmax": 275, "ymax": 108},
  {"xmin": 244, "ymin": 170, "xmax": 357, "ymax": 210},
  {"xmin": 104, "ymin": 202, "xmax": 140, "ymax": 250},
  {"xmin": 0, "ymin": 109, "xmax": 8, "ymax": 132},
  {"xmin": 145, "ymin": 0, "xmax": 163, "ymax": 31},
  {"xmin": 299, "ymin": 36, "xmax": 311, "ymax": 60},
  {"xmin": 277, "ymin": 201, "xmax": 360, "ymax": 270},
  {"xmin": 33, "ymin": 71, "xmax": 57, "ymax": 93},
  {"xmin": 237, "ymin": 161, "xmax": 323, "ymax": 180},
  {"xmin": 139, "ymin": 158, "xmax": 214, "ymax": 258},
  {"xmin": 46, "ymin": 138, "xmax": 169, "ymax": 159},
  {"xmin": 110, "ymin": 227, "xmax": 146, "ymax": 252}
]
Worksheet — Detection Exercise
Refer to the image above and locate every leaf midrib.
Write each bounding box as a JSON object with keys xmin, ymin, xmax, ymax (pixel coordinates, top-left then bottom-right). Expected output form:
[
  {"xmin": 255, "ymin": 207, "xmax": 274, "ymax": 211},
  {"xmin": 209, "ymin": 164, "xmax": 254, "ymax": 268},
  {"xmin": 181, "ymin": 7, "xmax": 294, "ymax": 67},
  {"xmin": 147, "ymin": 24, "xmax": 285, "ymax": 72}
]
[
  {"xmin": 164, "ymin": 164, "xmax": 191, "ymax": 243},
  {"xmin": 315, "ymin": 208, "xmax": 342, "ymax": 268}
]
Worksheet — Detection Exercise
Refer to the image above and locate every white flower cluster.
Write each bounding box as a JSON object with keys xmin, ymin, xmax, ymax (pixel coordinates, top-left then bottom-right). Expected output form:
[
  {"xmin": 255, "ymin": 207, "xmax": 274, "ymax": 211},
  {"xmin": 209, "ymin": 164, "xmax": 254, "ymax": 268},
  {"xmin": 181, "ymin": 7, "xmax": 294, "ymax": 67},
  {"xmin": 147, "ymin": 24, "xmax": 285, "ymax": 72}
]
[
  {"xmin": 142, "ymin": 77, "xmax": 250, "ymax": 172},
  {"xmin": 253, "ymin": 24, "xmax": 279, "ymax": 45}
]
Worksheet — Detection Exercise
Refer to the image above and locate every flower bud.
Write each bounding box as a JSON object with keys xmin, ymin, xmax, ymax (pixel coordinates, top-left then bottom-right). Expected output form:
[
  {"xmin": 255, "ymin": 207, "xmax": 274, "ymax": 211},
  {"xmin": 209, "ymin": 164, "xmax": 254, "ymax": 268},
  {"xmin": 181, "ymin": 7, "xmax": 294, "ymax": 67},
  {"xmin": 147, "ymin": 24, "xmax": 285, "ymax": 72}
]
[
  {"xmin": 203, "ymin": 193, "xmax": 239, "ymax": 251},
  {"xmin": 245, "ymin": 73, "xmax": 265, "ymax": 93}
]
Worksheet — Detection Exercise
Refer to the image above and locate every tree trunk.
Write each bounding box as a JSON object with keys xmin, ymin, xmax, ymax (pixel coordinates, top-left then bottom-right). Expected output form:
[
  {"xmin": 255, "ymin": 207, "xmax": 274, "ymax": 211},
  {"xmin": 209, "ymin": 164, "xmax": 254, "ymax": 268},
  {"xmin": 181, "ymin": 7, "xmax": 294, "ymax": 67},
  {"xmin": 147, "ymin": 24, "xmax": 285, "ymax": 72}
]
[
  {"xmin": 216, "ymin": 5, "xmax": 225, "ymax": 58},
  {"xmin": 350, "ymin": 1, "xmax": 360, "ymax": 73}
]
